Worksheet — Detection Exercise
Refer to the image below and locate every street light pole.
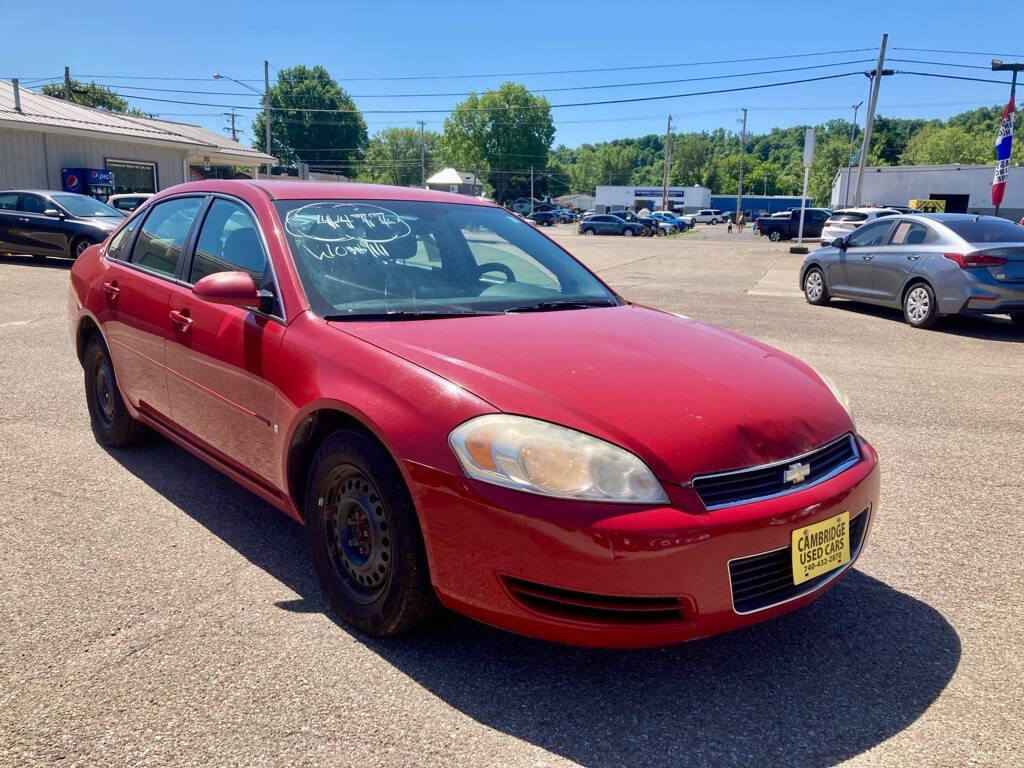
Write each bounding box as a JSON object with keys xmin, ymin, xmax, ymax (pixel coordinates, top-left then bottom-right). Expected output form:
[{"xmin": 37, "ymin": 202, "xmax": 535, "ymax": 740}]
[
  {"xmin": 213, "ymin": 66, "xmax": 272, "ymax": 177},
  {"xmin": 735, "ymin": 107, "xmax": 747, "ymax": 222},
  {"xmin": 844, "ymin": 101, "xmax": 863, "ymax": 208}
]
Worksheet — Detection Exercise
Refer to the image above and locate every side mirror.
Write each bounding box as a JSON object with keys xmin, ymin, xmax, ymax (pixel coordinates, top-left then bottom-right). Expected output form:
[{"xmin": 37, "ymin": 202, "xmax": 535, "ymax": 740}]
[
  {"xmin": 192, "ymin": 271, "xmax": 261, "ymax": 308},
  {"xmin": 44, "ymin": 208, "xmax": 63, "ymax": 219},
  {"xmin": 831, "ymin": 237, "xmax": 847, "ymax": 249}
]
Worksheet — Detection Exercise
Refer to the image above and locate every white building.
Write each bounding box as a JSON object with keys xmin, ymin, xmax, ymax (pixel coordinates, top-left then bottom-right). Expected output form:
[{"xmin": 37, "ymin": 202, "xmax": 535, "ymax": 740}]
[
  {"xmin": 831, "ymin": 163, "xmax": 1024, "ymax": 220},
  {"xmin": 425, "ymin": 168, "xmax": 482, "ymax": 196},
  {"xmin": 595, "ymin": 185, "xmax": 711, "ymax": 214},
  {"xmin": 0, "ymin": 79, "xmax": 275, "ymax": 194}
]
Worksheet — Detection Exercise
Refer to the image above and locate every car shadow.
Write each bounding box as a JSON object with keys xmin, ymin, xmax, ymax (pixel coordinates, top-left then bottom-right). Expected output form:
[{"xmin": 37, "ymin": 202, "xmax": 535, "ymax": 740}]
[
  {"xmin": 108, "ymin": 437, "xmax": 961, "ymax": 768},
  {"xmin": 829, "ymin": 299, "xmax": 1023, "ymax": 342},
  {"xmin": 0, "ymin": 254, "xmax": 72, "ymax": 270}
]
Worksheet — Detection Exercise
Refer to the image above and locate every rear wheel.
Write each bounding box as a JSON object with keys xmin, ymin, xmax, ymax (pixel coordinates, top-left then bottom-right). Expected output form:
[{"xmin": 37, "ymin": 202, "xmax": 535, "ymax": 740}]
[
  {"xmin": 803, "ymin": 267, "xmax": 829, "ymax": 306},
  {"xmin": 903, "ymin": 282, "xmax": 939, "ymax": 329},
  {"xmin": 71, "ymin": 236, "xmax": 94, "ymax": 260},
  {"xmin": 657, "ymin": 227, "xmax": 667, "ymax": 237},
  {"xmin": 623, "ymin": 228, "xmax": 634, "ymax": 237},
  {"xmin": 305, "ymin": 429, "xmax": 437, "ymax": 636},
  {"xmin": 768, "ymin": 230, "xmax": 782, "ymax": 242},
  {"xmin": 1010, "ymin": 312, "xmax": 1024, "ymax": 328},
  {"xmin": 83, "ymin": 334, "xmax": 146, "ymax": 447}
]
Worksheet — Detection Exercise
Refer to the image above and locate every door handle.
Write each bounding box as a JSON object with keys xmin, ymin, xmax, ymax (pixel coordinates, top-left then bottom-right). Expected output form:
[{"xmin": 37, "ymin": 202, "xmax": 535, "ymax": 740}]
[
  {"xmin": 169, "ymin": 309, "xmax": 193, "ymax": 331},
  {"xmin": 18, "ymin": 217, "xmax": 30, "ymax": 223},
  {"xmin": 862, "ymin": 255, "xmax": 874, "ymax": 261},
  {"xmin": 906, "ymin": 255, "xmax": 920, "ymax": 261},
  {"xmin": 102, "ymin": 280, "xmax": 119, "ymax": 300}
]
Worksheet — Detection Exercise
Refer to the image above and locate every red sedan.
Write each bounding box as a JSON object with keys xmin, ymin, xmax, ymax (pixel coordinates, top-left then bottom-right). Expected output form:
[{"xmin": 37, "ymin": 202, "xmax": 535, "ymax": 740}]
[{"xmin": 68, "ymin": 181, "xmax": 879, "ymax": 648}]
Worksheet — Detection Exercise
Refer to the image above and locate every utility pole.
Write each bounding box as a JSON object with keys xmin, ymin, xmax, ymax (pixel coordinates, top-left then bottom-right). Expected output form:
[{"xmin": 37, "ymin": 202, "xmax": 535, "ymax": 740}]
[
  {"xmin": 991, "ymin": 59, "xmax": 1021, "ymax": 218},
  {"xmin": 418, "ymin": 120, "xmax": 426, "ymax": 187},
  {"xmin": 224, "ymin": 110, "xmax": 238, "ymax": 142},
  {"xmin": 844, "ymin": 101, "xmax": 863, "ymax": 208},
  {"xmin": 64, "ymin": 66, "xmax": 71, "ymax": 101},
  {"xmin": 530, "ymin": 167, "xmax": 534, "ymax": 215},
  {"xmin": 853, "ymin": 34, "xmax": 888, "ymax": 207},
  {"xmin": 264, "ymin": 60, "xmax": 272, "ymax": 179},
  {"xmin": 735, "ymin": 107, "xmax": 747, "ymax": 222},
  {"xmin": 661, "ymin": 114, "xmax": 672, "ymax": 211}
]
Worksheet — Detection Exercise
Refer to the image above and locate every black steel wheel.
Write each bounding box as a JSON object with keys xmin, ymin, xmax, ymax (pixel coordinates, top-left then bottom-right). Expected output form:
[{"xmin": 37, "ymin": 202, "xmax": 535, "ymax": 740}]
[
  {"xmin": 305, "ymin": 429, "xmax": 437, "ymax": 636},
  {"xmin": 83, "ymin": 334, "xmax": 146, "ymax": 446}
]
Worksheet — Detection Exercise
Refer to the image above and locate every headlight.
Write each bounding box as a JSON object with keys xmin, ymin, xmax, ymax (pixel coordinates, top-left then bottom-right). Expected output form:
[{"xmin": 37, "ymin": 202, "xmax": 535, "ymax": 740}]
[
  {"xmin": 812, "ymin": 368, "xmax": 855, "ymax": 427},
  {"xmin": 449, "ymin": 414, "xmax": 668, "ymax": 504}
]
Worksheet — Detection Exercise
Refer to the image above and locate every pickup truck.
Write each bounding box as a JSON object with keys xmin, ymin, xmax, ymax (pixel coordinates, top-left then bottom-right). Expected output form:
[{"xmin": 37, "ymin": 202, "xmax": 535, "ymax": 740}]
[{"xmin": 755, "ymin": 208, "xmax": 830, "ymax": 241}]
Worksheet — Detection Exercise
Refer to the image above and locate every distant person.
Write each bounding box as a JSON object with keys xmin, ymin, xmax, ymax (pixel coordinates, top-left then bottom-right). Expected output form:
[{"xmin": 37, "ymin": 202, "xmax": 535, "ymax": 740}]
[
  {"xmin": 736, "ymin": 212, "xmax": 746, "ymax": 233},
  {"xmin": 727, "ymin": 216, "xmax": 733, "ymax": 234}
]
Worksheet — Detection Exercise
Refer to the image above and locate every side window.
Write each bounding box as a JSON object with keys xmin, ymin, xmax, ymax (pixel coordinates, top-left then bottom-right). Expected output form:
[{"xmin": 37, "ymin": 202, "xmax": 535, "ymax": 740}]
[
  {"xmin": 130, "ymin": 197, "xmax": 202, "ymax": 278},
  {"xmin": 106, "ymin": 215, "xmax": 143, "ymax": 261},
  {"xmin": 0, "ymin": 193, "xmax": 18, "ymax": 210},
  {"xmin": 190, "ymin": 199, "xmax": 267, "ymax": 285},
  {"xmin": 890, "ymin": 221, "xmax": 930, "ymax": 246},
  {"xmin": 847, "ymin": 220, "xmax": 893, "ymax": 248},
  {"xmin": 19, "ymin": 194, "xmax": 48, "ymax": 214}
]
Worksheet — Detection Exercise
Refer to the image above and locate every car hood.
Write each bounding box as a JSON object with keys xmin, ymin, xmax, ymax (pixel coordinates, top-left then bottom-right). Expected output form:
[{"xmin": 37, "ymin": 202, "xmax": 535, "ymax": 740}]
[
  {"xmin": 80, "ymin": 216, "xmax": 120, "ymax": 230},
  {"xmin": 331, "ymin": 305, "xmax": 853, "ymax": 484}
]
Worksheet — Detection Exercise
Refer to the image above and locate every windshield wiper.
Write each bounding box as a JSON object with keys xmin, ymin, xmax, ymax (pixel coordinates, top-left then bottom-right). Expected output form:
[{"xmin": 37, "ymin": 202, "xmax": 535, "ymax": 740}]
[
  {"xmin": 324, "ymin": 309, "xmax": 500, "ymax": 322},
  {"xmin": 503, "ymin": 299, "xmax": 619, "ymax": 313}
]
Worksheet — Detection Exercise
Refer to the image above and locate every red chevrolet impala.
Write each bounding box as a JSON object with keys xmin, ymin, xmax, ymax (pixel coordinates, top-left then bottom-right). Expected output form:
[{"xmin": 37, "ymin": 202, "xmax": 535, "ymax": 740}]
[{"xmin": 68, "ymin": 181, "xmax": 879, "ymax": 648}]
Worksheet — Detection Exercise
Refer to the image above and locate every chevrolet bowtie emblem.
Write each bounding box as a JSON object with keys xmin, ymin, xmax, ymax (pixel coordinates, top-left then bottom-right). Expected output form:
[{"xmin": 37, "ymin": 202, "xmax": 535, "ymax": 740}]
[{"xmin": 784, "ymin": 462, "xmax": 811, "ymax": 485}]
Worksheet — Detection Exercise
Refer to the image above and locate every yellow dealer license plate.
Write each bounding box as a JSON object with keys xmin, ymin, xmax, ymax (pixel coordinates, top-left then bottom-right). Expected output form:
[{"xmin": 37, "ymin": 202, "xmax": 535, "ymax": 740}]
[{"xmin": 791, "ymin": 512, "xmax": 850, "ymax": 586}]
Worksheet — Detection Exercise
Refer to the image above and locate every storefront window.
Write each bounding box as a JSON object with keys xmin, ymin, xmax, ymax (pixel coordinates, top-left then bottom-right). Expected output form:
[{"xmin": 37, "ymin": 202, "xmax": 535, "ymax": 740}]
[{"xmin": 106, "ymin": 159, "xmax": 157, "ymax": 194}]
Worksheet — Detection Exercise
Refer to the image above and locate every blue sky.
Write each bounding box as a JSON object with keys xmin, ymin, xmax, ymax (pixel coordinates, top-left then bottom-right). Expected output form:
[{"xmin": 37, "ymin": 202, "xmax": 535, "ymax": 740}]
[{"xmin": 3, "ymin": 0, "xmax": 1021, "ymax": 151}]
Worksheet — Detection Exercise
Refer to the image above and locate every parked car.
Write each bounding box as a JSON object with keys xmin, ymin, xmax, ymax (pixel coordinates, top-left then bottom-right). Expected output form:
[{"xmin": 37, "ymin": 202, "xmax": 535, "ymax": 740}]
[
  {"xmin": 0, "ymin": 189, "xmax": 124, "ymax": 259},
  {"xmin": 528, "ymin": 211, "xmax": 557, "ymax": 227},
  {"xmin": 608, "ymin": 210, "xmax": 658, "ymax": 236},
  {"xmin": 107, "ymin": 193, "xmax": 153, "ymax": 213},
  {"xmin": 652, "ymin": 210, "xmax": 695, "ymax": 228},
  {"xmin": 647, "ymin": 213, "xmax": 683, "ymax": 234},
  {"xmin": 693, "ymin": 209, "xmax": 728, "ymax": 225},
  {"xmin": 820, "ymin": 207, "xmax": 900, "ymax": 244},
  {"xmin": 70, "ymin": 179, "xmax": 876, "ymax": 647},
  {"xmin": 801, "ymin": 213, "xmax": 1024, "ymax": 329},
  {"xmin": 578, "ymin": 214, "xmax": 646, "ymax": 237},
  {"xmin": 549, "ymin": 208, "xmax": 575, "ymax": 223},
  {"xmin": 756, "ymin": 208, "xmax": 830, "ymax": 241}
]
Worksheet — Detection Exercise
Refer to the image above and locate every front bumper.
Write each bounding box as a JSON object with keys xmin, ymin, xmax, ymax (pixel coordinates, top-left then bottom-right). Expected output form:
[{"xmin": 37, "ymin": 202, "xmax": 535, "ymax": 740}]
[{"xmin": 407, "ymin": 437, "xmax": 880, "ymax": 648}]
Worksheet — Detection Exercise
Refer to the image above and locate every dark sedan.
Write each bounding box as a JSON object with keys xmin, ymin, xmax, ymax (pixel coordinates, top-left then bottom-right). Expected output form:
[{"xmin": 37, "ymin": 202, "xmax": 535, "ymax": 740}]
[
  {"xmin": 578, "ymin": 214, "xmax": 646, "ymax": 237},
  {"xmin": 527, "ymin": 210, "xmax": 557, "ymax": 227},
  {"xmin": 0, "ymin": 190, "xmax": 124, "ymax": 259},
  {"xmin": 800, "ymin": 213, "xmax": 1024, "ymax": 329}
]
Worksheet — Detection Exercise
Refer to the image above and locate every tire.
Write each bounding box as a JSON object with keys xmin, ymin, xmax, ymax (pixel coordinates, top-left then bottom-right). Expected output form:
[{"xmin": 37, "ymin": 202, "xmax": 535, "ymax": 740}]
[
  {"xmin": 305, "ymin": 429, "xmax": 437, "ymax": 637},
  {"xmin": 583, "ymin": 228, "xmax": 595, "ymax": 236},
  {"xmin": 71, "ymin": 236, "xmax": 94, "ymax": 260},
  {"xmin": 623, "ymin": 228, "xmax": 634, "ymax": 237},
  {"xmin": 903, "ymin": 282, "xmax": 939, "ymax": 329},
  {"xmin": 1011, "ymin": 312, "xmax": 1024, "ymax": 327},
  {"xmin": 657, "ymin": 228, "xmax": 667, "ymax": 237},
  {"xmin": 711, "ymin": 218, "xmax": 719, "ymax": 225},
  {"xmin": 768, "ymin": 230, "xmax": 782, "ymax": 242},
  {"xmin": 803, "ymin": 267, "xmax": 829, "ymax": 306},
  {"xmin": 83, "ymin": 334, "xmax": 146, "ymax": 447}
]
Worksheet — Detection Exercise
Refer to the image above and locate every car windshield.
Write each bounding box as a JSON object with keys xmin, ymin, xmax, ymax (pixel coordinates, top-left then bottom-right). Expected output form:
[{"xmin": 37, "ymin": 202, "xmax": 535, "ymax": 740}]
[
  {"xmin": 829, "ymin": 212, "xmax": 867, "ymax": 222},
  {"xmin": 944, "ymin": 218, "xmax": 1024, "ymax": 243},
  {"xmin": 51, "ymin": 194, "xmax": 122, "ymax": 218},
  {"xmin": 274, "ymin": 199, "xmax": 619, "ymax": 318}
]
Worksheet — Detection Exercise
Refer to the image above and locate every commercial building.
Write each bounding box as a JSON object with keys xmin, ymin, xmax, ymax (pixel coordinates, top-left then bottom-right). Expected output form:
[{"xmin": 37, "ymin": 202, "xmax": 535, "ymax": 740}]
[
  {"xmin": 831, "ymin": 163, "xmax": 1024, "ymax": 220},
  {"xmin": 0, "ymin": 79, "xmax": 274, "ymax": 196},
  {"xmin": 594, "ymin": 185, "xmax": 711, "ymax": 213},
  {"xmin": 554, "ymin": 193, "xmax": 595, "ymax": 210}
]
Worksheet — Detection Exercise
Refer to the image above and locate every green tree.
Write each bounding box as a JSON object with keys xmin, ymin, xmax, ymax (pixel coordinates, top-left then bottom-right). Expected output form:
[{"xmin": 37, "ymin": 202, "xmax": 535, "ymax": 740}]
[
  {"xmin": 252, "ymin": 65, "xmax": 367, "ymax": 172},
  {"xmin": 41, "ymin": 79, "xmax": 142, "ymax": 114},
  {"xmin": 357, "ymin": 127, "xmax": 441, "ymax": 187},
  {"xmin": 442, "ymin": 83, "xmax": 554, "ymax": 203}
]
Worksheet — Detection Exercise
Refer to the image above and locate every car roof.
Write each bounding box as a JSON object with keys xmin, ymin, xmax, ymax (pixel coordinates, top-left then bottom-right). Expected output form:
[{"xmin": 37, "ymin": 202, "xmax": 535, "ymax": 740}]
[
  {"xmin": 831, "ymin": 206, "xmax": 899, "ymax": 214},
  {"xmin": 0, "ymin": 189, "xmax": 61, "ymax": 195},
  {"xmin": 160, "ymin": 179, "xmax": 500, "ymax": 207}
]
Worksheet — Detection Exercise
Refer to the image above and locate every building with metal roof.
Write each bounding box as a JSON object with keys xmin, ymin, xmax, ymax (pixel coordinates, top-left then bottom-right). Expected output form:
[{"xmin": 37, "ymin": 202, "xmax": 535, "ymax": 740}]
[{"xmin": 0, "ymin": 79, "xmax": 275, "ymax": 196}]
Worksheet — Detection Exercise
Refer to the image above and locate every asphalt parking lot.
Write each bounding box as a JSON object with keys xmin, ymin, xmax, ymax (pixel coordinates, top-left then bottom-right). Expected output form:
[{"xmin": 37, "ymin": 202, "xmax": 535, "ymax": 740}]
[{"xmin": 2, "ymin": 228, "xmax": 1022, "ymax": 767}]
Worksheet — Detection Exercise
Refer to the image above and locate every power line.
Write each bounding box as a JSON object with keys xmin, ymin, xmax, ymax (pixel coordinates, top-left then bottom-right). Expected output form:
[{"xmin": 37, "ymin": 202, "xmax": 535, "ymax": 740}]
[
  {"xmin": 895, "ymin": 70, "xmax": 1015, "ymax": 85},
  {"xmin": 889, "ymin": 58, "xmax": 992, "ymax": 70},
  {"xmin": 890, "ymin": 47, "xmax": 1024, "ymax": 58}
]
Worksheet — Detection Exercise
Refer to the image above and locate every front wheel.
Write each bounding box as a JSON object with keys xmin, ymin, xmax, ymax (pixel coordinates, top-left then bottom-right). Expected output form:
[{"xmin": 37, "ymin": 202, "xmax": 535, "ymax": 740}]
[
  {"xmin": 623, "ymin": 228, "xmax": 634, "ymax": 237},
  {"xmin": 71, "ymin": 236, "xmax": 94, "ymax": 259},
  {"xmin": 768, "ymin": 230, "xmax": 782, "ymax": 242},
  {"xmin": 803, "ymin": 267, "xmax": 829, "ymax": 305},
  {"xmin": 583, "ymin": 228, "xmax": 595, "ymax": 236},
  {"xmin": 1011, "ymin": 312, "xmax": 1024, "ymax": 328},
  {"xmin": 903, "ymin": 282, "xmax": 939, "ymax": 329},
  {"xmin": 305, "ymin": 429, "xmax": 437, "ymax": 636}
]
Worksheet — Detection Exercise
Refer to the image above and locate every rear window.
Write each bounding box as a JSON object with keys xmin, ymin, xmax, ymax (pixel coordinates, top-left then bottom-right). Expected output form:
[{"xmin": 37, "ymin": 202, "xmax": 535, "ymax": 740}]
[
  {"xmin": 944, "ymin": 218, "xmax": 1024, "ymax": 243},
  {"xmin": 830, "ymin": 212, "xmax": 868, "ymax": 222}
]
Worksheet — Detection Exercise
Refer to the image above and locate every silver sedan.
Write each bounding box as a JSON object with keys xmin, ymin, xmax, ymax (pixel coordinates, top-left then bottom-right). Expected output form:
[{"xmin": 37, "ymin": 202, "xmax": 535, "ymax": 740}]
[{"xmin": 799, "ymin": 213, "xmax": 1024, "ymax": 329}]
